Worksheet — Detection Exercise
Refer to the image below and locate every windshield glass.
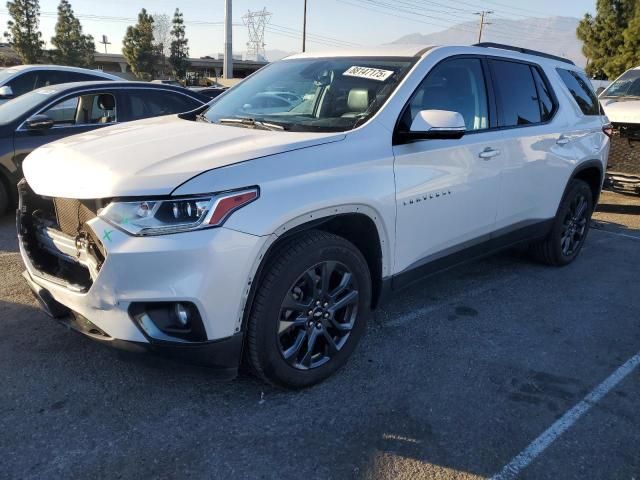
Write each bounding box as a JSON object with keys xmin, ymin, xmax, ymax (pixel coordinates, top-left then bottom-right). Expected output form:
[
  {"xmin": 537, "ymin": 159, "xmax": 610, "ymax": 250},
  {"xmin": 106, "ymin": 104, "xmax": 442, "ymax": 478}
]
[
  {"xmin": 0, "ymin": 87, "xmax": 57, "ymax": 125},
  {"xmin": 202, "ymin": 57, "xmax": 415, "ymax": 132},
  {"xmin": 601, "ymin": 69, "xmax": 640, "ymax": 97},
  {"xmin": 0, "ymin": 68, "xmax": 19, "ymax": 84}
]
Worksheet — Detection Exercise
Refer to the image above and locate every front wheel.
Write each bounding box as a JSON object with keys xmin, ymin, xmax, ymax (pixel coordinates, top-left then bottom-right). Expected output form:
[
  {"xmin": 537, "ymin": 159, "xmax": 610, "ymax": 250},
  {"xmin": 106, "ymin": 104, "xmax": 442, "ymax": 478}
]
[
  {"xmin": 246, "ymin": 230, "xmax": 372, "ymax": 388},
  {"xmin": 530, "ymin": 179, "xmax": 594, "ymax": 266}
]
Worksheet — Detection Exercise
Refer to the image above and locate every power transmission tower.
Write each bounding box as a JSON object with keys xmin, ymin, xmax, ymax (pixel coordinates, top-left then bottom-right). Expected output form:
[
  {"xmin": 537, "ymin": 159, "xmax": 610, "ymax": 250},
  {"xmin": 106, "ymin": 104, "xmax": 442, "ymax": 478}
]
[
  {"xmin": 242, "ymin": 8, "xmax": 271, "ymax": 62},
  {"xmin": 475, "ymin": 10, "xmax": 493, "ymax": 43}
]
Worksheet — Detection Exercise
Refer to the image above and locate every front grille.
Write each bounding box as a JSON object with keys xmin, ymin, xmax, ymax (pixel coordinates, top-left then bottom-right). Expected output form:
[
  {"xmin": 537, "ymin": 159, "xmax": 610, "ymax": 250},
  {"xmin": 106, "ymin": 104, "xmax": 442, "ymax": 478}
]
[
  {"xmin": 18, "ymin": 181, "xmax": 107, "ymax": 292},
  {"xmin": 53, "ymin": 198, "xmax": 99, "ymax": 237},
  {"xmin": 609, "ymin": 123, "xmax": 640, "ymax": 176}
]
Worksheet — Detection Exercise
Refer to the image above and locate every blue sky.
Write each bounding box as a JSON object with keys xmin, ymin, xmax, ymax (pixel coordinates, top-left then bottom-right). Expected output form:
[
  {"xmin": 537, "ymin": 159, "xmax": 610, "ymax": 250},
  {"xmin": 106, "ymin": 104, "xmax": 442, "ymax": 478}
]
[{"xmin": 0, "ymin": 0, "xmax": 596, "ymax": 58}]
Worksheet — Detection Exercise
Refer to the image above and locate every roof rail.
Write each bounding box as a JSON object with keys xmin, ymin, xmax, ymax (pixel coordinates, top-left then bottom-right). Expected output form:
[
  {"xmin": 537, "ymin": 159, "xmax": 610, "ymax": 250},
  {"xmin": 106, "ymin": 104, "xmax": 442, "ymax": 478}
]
[{"xmin": 473, "ymin": 42, "xmax": 575, "ymax": 66}]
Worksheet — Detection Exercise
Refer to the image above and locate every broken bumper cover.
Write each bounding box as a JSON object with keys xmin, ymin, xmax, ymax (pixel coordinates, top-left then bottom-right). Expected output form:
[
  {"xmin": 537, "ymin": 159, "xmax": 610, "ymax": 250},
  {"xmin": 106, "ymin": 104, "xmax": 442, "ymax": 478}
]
[{"xmin": 23, "ymin": 268, "xmax": 244, "ymax": 377}]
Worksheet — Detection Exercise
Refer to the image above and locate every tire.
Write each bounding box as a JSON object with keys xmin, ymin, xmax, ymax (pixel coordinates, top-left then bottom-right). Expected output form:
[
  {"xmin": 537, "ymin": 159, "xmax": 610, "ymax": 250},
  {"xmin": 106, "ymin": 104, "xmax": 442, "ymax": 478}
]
[
  {"xmin": 0, "ymin": 178, "xmax": 8, "ymax": 216},
  {"xmin": 530, "ymin": 179, "xmax": 594, "ymax": 266},
  {"xmin": 246, "ymin": 230, "xmax": 372, "ymax": 389}
]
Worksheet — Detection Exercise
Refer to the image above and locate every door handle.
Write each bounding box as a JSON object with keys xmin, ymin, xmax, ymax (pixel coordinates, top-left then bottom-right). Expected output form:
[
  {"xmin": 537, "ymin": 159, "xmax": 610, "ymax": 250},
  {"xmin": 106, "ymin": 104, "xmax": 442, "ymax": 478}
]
[
  {"xmin": 479, "ymin": 147, "xmax": 500, "ymax": 160},
  {"xmin": 556, "ymin": 136, "xmax": 571, "ymax": 146}
]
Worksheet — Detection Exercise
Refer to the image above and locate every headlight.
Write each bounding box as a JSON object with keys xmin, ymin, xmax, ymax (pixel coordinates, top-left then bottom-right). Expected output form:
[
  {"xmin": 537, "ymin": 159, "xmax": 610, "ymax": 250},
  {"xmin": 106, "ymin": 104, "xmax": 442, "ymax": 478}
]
[{"xmin": 99, "ymin": 188, "xmax": 258, "ymax": 236}]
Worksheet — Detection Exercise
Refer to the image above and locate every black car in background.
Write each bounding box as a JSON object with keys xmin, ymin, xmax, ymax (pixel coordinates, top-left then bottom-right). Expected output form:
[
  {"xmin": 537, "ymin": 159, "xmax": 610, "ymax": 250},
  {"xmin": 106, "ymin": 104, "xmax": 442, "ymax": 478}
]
[
  {"xmin": 0, "ymin": 65, "xmax": 121, "ymax": 105},
  {"xmin": 189, "ymin": 86, "xmax": 227, "ymax": 100},
  {"xmin": 0, "ymin": 81, "xmax": 208, "ymax": 214}
]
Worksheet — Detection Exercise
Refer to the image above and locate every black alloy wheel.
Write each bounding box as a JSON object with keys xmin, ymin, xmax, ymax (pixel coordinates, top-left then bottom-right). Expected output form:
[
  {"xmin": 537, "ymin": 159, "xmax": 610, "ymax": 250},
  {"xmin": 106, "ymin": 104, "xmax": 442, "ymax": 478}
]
[
  {"xmin": 246, "ymin": 230, "xmax": 372, "ymax": 389},
  {"xmin": 560, "ymin": 192, "xmax": 589, "ymax": 256},
  {"xmin": 277, "ymin": 261, "xmax": 359, "ymax": 370}
]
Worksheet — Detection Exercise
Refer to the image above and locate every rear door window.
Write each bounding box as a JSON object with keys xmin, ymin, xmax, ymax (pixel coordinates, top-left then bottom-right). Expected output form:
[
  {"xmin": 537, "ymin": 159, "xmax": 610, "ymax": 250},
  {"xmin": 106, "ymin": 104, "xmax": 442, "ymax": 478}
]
[
  {"xmin": 556, "ymin": 68, "xmax": 600, "ymax": 116},
  {"xmin": 126, "ymin": 89, "xmax": 202, "ymax": 120},
  {"xmin": 490, "ymin": 60, "xmax": 541, "ymax": 127}
]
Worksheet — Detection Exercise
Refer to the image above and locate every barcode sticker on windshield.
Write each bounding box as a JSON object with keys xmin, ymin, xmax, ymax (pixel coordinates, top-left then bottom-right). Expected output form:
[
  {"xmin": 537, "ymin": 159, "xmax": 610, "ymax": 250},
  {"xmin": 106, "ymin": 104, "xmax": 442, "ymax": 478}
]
[{"xmin": 343, "ymin": 66, "xmax": 394, "ymax": 82}]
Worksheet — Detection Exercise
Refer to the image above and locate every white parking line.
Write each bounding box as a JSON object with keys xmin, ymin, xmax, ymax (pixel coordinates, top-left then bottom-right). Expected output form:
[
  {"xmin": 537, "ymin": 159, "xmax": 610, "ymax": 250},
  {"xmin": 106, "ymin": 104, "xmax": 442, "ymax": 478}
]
[
  {"xmin": 490, "ymin": 352, "xmax": 640, "ymax": 480},
  {"xmin": 591, "ymin": 226, "xmax": 640, "ymax": 242}
]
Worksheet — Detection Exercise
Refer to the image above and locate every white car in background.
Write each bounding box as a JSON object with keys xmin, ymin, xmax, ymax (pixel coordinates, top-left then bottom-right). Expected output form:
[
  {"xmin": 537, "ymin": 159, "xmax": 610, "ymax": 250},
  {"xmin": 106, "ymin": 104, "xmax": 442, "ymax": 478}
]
[
  {"xmin": 0, "ymin": 65, "xmax": 121, "ymax": 104},
  {"xmin": 18, "ymin": 43, "xmax": 609, "ymax": 388},
  {"xmin": 599, "ymin": 67, "xmax": 640, "ymax": 193}
]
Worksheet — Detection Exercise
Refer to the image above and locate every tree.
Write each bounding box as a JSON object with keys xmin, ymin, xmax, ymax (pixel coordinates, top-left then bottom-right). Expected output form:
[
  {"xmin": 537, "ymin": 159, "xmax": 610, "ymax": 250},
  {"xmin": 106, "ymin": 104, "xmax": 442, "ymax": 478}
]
[
  {"xmin": 621, "ymin": 1, "xmax": 640, "ymax": 71},
  {"xmin": 4, "ymin": 0, "xmax": 44, "ymax": 64},
  {"xmin": 169, "ymin": 8, "xmax": 190, "ymax": 81},
  {"xmin": 50, "ymin": 0, "xmax": 95, "ymax": 67},
  {"xmin": 122, "ymin": 8, "xmax": 156, "ymax": 80},
  {"xmin": 577, "ymin": 0, "xmax": 636, "ymax": 79},
  {"xmin": 152, "ymin": 12, "xmax": 171, "ymax": 76}
]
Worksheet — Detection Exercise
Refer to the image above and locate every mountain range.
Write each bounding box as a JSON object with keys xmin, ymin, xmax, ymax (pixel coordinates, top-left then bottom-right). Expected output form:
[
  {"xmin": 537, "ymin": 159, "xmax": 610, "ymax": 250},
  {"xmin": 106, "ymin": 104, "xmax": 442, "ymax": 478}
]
[{"xmin": 389, "ymin": 16, "xmax": 585, "ymax": 66}]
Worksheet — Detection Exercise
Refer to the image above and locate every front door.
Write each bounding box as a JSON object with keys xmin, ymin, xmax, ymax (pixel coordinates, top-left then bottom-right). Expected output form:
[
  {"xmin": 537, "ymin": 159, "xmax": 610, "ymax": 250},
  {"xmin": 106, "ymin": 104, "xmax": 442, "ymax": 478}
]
[
  {"xmin": 392, "ymin": 57, "xmax": 504, "ymax": 279},
  {"xmin": 13, "ymin": 91, "xmax": 118, "ymax": 173}
]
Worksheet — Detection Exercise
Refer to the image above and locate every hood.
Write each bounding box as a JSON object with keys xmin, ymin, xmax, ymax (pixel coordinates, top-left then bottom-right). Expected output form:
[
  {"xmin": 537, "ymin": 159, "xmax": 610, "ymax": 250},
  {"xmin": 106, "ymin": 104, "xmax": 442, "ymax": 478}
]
[
  {"xmin": 600, "ymin": 97, "xmax": 640, "ymax": 124},
  {"xmin": 23, "ymin": 115, "xmax": 345, "ymax": 198}
]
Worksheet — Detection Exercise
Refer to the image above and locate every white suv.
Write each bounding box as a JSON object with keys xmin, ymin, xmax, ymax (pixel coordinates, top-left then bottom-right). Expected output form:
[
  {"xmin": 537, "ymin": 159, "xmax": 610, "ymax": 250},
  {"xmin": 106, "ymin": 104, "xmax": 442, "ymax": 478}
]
[{"xmin": 18, "ymin": 44, "xmax": 610, "ymax": 388}]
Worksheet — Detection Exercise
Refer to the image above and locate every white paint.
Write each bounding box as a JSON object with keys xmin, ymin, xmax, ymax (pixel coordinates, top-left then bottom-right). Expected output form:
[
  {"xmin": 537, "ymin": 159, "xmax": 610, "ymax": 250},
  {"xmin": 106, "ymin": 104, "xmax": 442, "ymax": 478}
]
[
  {"xmin": 0, "ymin": 252, "xmax": 20, "ymax": 257},
  {"xmin": 591, "ymin": 226, "xmax": 640, "ymax": 242},
  {"xmin": 490, "ymin": 352, "xmax": 640, "ymax": 480}
]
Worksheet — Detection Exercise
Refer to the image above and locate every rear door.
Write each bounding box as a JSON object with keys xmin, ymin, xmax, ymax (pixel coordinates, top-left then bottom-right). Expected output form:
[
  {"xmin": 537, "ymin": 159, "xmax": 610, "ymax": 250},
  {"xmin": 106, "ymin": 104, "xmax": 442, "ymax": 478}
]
[{"xmin": 489, "ymin": 59, "xmax": 578, "ymax": 230}]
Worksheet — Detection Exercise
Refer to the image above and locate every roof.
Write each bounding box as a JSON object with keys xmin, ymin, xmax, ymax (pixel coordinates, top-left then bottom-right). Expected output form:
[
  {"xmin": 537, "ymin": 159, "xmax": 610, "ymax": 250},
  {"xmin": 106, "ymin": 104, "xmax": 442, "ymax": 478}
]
[
  {"xmin": 27, "ymin": 80, "xmax": 208, "ymax": 99},
  {"xmin": 284, "ymin": 44, "xmax": 436, "ymax": 59},
  {"xmin": 283, "ymin": 44, "xmax": 580, "ymax": 69},
  {"xmin": 0, "ymin": 64, "xmax": 120, "ymax": 79}
]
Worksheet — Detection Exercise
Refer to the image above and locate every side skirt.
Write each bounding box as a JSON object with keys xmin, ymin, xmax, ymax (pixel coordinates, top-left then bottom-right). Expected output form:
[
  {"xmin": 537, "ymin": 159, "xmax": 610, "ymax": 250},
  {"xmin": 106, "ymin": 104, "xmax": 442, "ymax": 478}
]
[{"xmin": 379, "ymin": 219, "xmax": 554, "ymax": 300}]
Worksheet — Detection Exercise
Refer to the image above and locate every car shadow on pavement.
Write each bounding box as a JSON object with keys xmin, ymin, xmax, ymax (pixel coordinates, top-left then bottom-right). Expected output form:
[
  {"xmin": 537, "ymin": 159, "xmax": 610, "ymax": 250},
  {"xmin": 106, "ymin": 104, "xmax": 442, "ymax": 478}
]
[{"xmin": 596, "ymin": 202, "xmax": 640, "ymax": 215}]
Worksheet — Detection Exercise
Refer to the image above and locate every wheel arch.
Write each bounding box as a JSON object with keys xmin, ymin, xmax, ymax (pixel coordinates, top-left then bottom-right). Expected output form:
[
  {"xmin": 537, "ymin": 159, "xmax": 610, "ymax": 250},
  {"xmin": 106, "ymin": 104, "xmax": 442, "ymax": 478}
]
[
  {"xmin": 568, "ymin": 159, "xmax": 604, "ymax": 206},
  {"xmin": 238, "ymin": 205, "xmax": 391, "ymax": 334}
]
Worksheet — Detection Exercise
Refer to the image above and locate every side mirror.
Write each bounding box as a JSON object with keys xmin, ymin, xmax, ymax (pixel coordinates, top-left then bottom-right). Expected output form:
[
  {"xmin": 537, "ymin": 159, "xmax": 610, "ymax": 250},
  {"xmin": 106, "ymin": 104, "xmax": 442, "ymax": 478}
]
[
  {"xmin": 0, "ymin": 85, "xmax": 14, "ymax": 99},
  {"xmin": 402, "ymin": 109, "xmax": 466, "ymax": 141},
  {"xmin": 596, "ymin": 86, "xmax": 605, "ymax": 96},
  {"xmin": 25, "ymin": 114, "xmax": 54, "ymax": 131}
]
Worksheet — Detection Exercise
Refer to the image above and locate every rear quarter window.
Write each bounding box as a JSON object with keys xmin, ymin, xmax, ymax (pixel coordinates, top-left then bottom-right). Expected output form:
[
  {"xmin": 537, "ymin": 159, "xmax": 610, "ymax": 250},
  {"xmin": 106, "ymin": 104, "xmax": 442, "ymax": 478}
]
[{"xmin": 556, "ymin": 69, "xmax": 600, "ymax": 116}]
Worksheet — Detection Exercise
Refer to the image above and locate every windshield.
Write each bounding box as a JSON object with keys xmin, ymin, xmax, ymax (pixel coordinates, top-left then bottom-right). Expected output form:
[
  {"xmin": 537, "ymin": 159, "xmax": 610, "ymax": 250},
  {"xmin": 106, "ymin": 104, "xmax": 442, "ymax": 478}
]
[
  {"xmin": 601, "ymin": 69, "xmax": 640, "ymax": 98},
  {"xmin": 0, "ymin": 68, "xmax": 19, "ymax": 84},
  {"xmin": 0, "ymin": 87, "xmax": 57, "ymax": 125},
  {"xmin": 202, "ymin": 57, "xmax": 415, "ymax": 132}
]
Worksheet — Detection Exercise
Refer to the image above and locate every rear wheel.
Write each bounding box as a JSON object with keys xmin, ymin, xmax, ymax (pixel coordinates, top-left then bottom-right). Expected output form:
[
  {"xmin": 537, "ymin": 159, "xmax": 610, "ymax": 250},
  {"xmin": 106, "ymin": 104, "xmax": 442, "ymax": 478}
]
[
  {"xmin": 530, "ymin": 179, "xmax": 593, "ymax": 266},
  {"xmin": 246, "ymin": 230, "xmax": 371, "ymax": 388}
]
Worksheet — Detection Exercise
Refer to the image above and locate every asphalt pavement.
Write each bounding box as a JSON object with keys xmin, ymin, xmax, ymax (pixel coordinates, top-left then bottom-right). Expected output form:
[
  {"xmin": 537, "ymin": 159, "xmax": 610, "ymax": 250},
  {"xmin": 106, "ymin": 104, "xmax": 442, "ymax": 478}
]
[{"xmin": 0, "ymin": 190, "xmax": 638, "ymax": 480}]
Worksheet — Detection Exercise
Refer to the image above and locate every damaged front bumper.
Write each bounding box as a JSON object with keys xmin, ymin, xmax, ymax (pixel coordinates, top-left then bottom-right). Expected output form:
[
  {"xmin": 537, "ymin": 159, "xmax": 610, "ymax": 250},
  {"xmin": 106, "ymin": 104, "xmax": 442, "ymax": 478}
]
[{"xmin": 17, "ymin": 181, "xmax": 268, "ymax": 377}]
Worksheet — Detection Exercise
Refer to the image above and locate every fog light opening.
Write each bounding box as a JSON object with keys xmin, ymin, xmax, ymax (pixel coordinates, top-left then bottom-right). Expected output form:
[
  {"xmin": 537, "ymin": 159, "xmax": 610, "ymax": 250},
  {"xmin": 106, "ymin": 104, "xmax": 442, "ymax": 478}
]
[
  {"xmin": 129, "ymin": 302, "xmax": 207, "ymax": 343},
  {"xmin": 174, "ymin": 303, "xmax": 190, "ymax": 327}
]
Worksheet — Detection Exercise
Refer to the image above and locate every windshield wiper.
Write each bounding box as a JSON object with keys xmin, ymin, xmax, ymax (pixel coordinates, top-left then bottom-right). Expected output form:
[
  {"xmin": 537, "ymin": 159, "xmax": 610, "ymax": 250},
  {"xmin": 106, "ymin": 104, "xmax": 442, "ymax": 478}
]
[
  {"xmin": 196, "ymin": 113, "xmax": 213, "ymax": 123},
  {"xmin": 217, "ymin": 117, "xmax": 287, "ymax": 131}
]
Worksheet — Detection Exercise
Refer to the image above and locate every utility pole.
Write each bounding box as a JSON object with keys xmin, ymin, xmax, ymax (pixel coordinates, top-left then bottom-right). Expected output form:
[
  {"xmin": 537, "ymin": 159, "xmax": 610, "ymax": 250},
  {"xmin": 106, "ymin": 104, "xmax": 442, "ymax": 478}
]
[
  {"xmin": 223, "ymin": 0, "xmax": 233, "ymax": 79},
  {"xmin": 475, "ymin": 10, "xmax": 493, "ymax": 43},
  {"xmin": 302, "ymin": 0, "xmax": 307, "ymax": 52},
  {"xmin": 99, "ymin": 35, "xmax": 111, "ymax": 54}
]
